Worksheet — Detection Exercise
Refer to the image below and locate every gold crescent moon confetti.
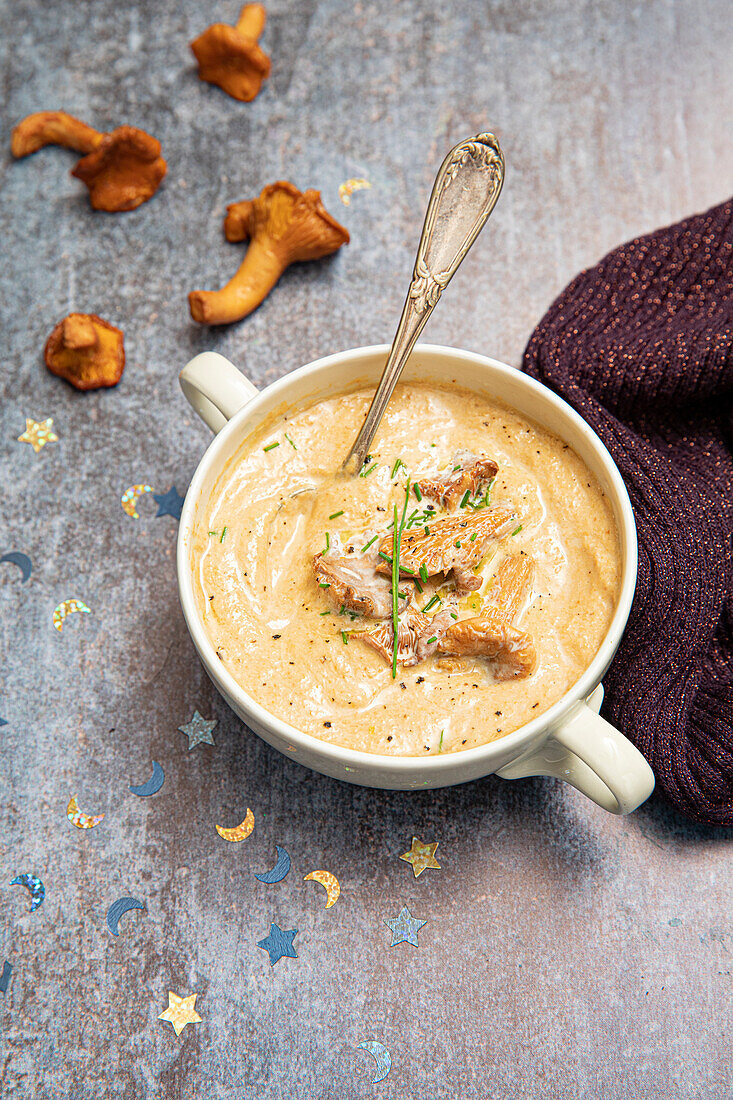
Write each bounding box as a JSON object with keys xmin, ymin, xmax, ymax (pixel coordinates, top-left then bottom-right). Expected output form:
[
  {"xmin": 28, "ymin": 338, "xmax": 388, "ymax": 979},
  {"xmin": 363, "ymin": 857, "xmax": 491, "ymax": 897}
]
[
  {"xmin": 53, "ymin": 599, "xmax": 91, "ymax": 633},
  {"xmin": 338, "ymin": 177, "xmax": 371, "ymax": 206},
  {"xmin": 17, "ymin": 417, "xmax": 58, "ymax": 453},
  {"xmin": 67, "ymin": 795, "xmax": 104, "ymax": 829},
  {"xmin": 215, "ymin": 808, "xmax": 254, "ymax": 842},
  {"xmin": 304, "ymin": 870, "xmax": 340, "ymax": 908},
  {"xmin": 121, "ymin": 483, "xmax": 155, "ymax": 518}
]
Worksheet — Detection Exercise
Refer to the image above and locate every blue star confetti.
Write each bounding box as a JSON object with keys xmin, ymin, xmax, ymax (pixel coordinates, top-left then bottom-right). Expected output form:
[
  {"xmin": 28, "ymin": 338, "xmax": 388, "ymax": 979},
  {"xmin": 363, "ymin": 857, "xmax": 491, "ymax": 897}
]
[
  {"xmin": 385, "ymin": 905, "xmax": 426, "ymax": 948},
  {"xmin": 0, "ymin": 962, "xmax": 12, "ymax": 994},
  {"xmin": 257, "ymin": 923, "xmax": 298, "ymax": 966},
  {"xmin": 153, "ymin": 486, "xmax": 185, "ymax": 520},
  {"xmin": 178, "ymin": 711, "xmax": 216, "ymax": 749}
]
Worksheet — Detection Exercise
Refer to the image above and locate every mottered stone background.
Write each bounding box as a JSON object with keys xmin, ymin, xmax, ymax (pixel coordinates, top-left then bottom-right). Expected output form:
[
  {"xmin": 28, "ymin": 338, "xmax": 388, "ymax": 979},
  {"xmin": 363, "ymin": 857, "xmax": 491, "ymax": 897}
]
[{"xmin": 1, "ymin": 0, "xmax": 732, "ymax": 1097}]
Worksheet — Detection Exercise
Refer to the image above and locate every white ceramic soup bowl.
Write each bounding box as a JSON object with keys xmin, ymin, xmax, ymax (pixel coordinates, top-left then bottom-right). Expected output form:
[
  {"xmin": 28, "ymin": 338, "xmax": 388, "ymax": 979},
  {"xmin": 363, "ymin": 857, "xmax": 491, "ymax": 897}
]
[{"xmin": 178, "ymin": 343, "xmax": 655, "ymax": 814}]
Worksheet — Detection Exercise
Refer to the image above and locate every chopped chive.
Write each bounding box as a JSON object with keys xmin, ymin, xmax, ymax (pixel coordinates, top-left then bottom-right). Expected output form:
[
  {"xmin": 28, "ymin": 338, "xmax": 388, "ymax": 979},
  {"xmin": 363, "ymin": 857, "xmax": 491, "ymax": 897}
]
[
  {"xmin": 438, "ymin": 730, "xmax": 444, "ymax": 752},
  {"xmin": 360, "ymin": 462, "xmax": 378, "ymax": 478},
  {"xmin": 470, "ymin": 532, "xmax": 477, "ymax": 542},
  {"xmin": 450, "ymin": 612, "xmax": 458, "ymax": 620},
  {"xmin": 414, "ymin": 484, "xmax": 423, "ymax": 501},
  {"xmin": 220, "ymin": 526, "xmax": 228, "ymax": 542},
  {"xmin": 320, "ymin": 610, "xmax": 331, "ymax": 616},
  {"xmin": 414, "ymin": 577, "xmax": 423, "ymax": 593},
  {"xmin": 419, "ymin": 564, "xmax": 429, "ymax": 583},
  {"xmin": 424, "ymin": 526, "xmax": 430, "ymax": 536},
  {"xmin": 341, "ymin": 630, "xmax": 349, "ymax": 645},
  {"xmin": 512, "ymin": 525, "xmax": 523, "ymax": 536},
  {"xmin": 391, "ymin": 503, "xmax": 400, "ymax": 679},
  {"xmin": 455, "ymin": 540, "xmax": 462, "ymax": 548},
  {"xmin": 329, "ymin": 509, "xmax": 344, "ymax": 520},
  {"xmin": 325, "ymin": 532, "xmax": 330, "ymax": 551},
  {"xmin": 459, "ymin": 489, "xmax": 471, "ymax": 508},
  {"xmin": 208, "ymin": 530, "xmax": 219, "ymax": 537},
  {"xmin": 398, "ymin": 591, "xmax": 408, "ymax": 599},
  {"xmin": 285, "ymin": 433, "xmax": 297, "ymax": 449},
  {"xmin": 426, "ymin": 636, "xmax": 437, "ymax": 644},
  {"xmin": 400, "ymin": 565, "xmax": 416, "ymax": 576},
  {"xmin": 453, "ymin": 464, "xmax": 461, "ymax": 472},
  {"xmin": 319, "ymin": 582, "xmax": 331, "ymax": 589},
  {"xmin": 422, "ymin": 594, "xmax": 441, "ymax": 613},
  {"xmin": 361, "ymin": 534, "xmax": 378, "ymax": 552},
  {"xmin": 339, "ymin": 604, "xmax": 345, "ymax": 614},
  {"xmin": 379, "ymin": 551, "xmax": 393, "ymax": 565},
  {"xmin": 263, "ymin": 442, "xmax": 280, "ymax": 452},
  {"xmin": 390, "ymin": 458, "xmax": 405, "ymax": 479}
]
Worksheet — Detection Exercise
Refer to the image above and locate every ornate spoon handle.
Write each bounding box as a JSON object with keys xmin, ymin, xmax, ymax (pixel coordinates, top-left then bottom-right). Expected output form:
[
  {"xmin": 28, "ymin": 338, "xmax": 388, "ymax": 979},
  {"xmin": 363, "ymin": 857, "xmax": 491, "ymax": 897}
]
[{"xmin": 342, "ymin": 132, "xmax": 505, "ymax": 474}]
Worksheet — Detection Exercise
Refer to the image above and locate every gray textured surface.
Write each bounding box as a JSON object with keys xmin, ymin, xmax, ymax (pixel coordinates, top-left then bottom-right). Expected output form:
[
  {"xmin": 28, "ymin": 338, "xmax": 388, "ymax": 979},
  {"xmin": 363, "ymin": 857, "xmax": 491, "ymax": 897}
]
[{"xmin": 1, "ymin": 1, "xmax": 733, "ymax": 1097}]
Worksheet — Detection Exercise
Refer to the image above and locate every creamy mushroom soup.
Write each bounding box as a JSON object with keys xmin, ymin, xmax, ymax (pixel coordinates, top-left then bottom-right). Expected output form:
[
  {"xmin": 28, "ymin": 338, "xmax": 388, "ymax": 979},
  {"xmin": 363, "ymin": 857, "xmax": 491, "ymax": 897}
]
[{"xmin": 192, "ymin": 384, "xmax": 621, "ymax": 756}]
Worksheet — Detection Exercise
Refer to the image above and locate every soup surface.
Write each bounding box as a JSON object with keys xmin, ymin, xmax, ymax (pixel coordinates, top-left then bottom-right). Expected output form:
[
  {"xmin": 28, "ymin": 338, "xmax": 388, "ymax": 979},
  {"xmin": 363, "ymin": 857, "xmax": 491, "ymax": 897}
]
[{"xmin": 192, "ymin": 383, "xmax": 621, "ymax": 756}]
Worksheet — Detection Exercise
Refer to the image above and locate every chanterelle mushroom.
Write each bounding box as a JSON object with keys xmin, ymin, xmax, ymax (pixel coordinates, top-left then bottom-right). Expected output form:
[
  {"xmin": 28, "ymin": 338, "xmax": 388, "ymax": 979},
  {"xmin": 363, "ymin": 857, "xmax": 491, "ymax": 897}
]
[
  {"xmin": 189, "ymin": 181, "xmax": 350, "ymax": 325},
  {"xmin": 11, "ymin": 110, "xmax": 166, "ymax": 212},
  {"xmin": 191, "ymin": 3, "xmax": 271, "ymax": 102},
  {"xmin": 44, "ymin": 313, "xmax": 125, "ymax": 390}
]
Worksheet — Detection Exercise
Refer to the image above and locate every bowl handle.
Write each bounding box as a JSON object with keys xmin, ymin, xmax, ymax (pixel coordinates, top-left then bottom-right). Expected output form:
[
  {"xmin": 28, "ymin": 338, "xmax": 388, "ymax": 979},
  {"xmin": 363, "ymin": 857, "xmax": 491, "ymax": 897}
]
[
  {"xmin": 180, "ymin": 352, "xmax": 259, "ymax": 434},
  {"xmin": 496, "ymin": 686, "xmax": 655, "ymax": 814}
]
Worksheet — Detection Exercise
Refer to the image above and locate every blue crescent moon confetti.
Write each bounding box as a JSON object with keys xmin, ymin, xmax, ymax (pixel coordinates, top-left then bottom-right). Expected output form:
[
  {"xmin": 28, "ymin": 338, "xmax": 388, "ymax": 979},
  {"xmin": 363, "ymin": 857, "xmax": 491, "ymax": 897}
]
[
  {"xmin": 254, "ymin": 846, "xmax": 291, "ymax": 883},
  {"xmin": 106, "ymin": 896, "xmax": 146, "ymax": 936},
  {"xmin": 0, "ymin": 552, "xmax": 32, "ymax": 583},
  {"xmin": 257, "ymin": 923, "xmax": 298, "ymax": 966},
  {"xmin": 129, "ymin": 761, "xmax": 165, "ymax": 797},
  {"xmin": 0, "ymin": 962, "xmax": 12, "ymax": 994},
  {"xmin": 356, "ymin": 1040, "xmax": 392, "ymax": 1083},
  {"xmin": 10, "ymin": 874, "xmax": 45, "ymax": 912}
]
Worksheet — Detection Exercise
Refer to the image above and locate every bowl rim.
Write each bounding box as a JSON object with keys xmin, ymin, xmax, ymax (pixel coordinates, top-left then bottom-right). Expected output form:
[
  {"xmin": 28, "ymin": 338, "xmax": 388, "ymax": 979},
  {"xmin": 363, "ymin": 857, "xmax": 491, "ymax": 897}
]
[{"xmin": 177, "ymin": 342, "xmax": 638, "ymax": 775}]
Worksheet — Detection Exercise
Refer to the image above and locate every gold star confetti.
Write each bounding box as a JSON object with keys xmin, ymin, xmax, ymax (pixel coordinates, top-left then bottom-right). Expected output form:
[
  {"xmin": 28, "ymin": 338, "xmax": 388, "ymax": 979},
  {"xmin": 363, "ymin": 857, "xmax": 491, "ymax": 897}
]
[
  {"xmin": 17, "ymin": 417, "xmax": 58, "ymax": 453},
  {"xmin": 338, "ymin": 177, "xmax": 371, "ymax": 205},
  {"xmin": 158, "ymin": 992, "xmax": 202, "ymax": 1036},
  {"xmin": 399, "ymin": 836, "xmax": 441, "ymax": 878}
]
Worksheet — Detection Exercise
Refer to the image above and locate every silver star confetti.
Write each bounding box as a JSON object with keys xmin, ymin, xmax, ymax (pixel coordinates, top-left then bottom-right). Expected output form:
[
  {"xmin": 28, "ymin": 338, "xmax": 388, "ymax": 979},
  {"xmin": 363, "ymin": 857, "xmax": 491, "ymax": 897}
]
[
  {"xmin": 178, "ymin": 710, "xmax": 216, "ymax": 749},
  {"xmin": 384, "ymin": 904, "xmax": 426, "ymax": 948}
]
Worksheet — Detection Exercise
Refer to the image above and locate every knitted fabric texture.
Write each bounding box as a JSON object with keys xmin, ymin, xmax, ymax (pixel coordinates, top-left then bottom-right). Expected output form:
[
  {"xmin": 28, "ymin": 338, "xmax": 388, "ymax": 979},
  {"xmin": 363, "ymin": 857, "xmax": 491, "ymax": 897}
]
[{"xmin": 523, "ymin": 198, "xmax": 733, "ymax": 825}]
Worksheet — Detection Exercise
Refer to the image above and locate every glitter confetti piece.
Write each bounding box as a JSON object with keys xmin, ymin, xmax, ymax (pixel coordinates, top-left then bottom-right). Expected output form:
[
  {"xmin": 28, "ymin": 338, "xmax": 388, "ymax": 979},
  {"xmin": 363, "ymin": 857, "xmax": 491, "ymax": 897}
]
[
  {"xmin": 304, "ymin": 870, "xmax": 340, "ymax": 908},
  {"xmin": 385, "ymin": 904, "xmax": 426, "ymax": 948},
  {"xmin": 53, "ymin": 599, "xmax": 91, "ymax": 633},
  {"xmin": 356, "ymin": 1040, "xmax": 392, "ymax": 1083},
  {"xmin": 158, "ymin": 992, "xmax": 202, "ymax": 1036},
  {"xmin": 0, "ymin": 552, "xmax": 32, "ymax": 583},
  {"xmin": 10, "ymin": 874, "xmax": 45, "ymax": 912},
  {"xmin": 399, "ymin": 836, "xmax": 440, "ymax": 877},
  {"xmin": 121, "ymin": 483, "xmax": 155, "ymax": 519},
  {"xmin": 67, "ymin": 795, "xmax": 104, "ymax": 829},
  {"xmin": 338, "ymin": 177, "xmax": 372, "ymax": 206},
  {"xmin": 17, "ymin": 417, "xmax": 58, "ymax": 453},
  {"xmin": 0, "ymin": 961, "xmax": 12, "ymax": 994},
  {"xmin": 178, "ymin": 710, "xmax": 216, "ymax": 749},
  {"xmin": 257, "ymin": 923, "xmax": 298, "ymax": 966},
  {"xmin": 106, "ymin": 896, "xmax": 145, "ymax": 936},
  {"xmin": 0, "ymin": 718, "xmax": 7, "ymax": 728},
  {"xmin": 254, "ymin": 845, "xmax": 290, "ymax": 883},
  {"xmin": 153, "ymin": 486, "xmax": 185, "ymax": 520},
  {"xmin": 216, "ymin": 809, "xmax": 254, "ymax": 842},
  {"xmin": 129, "ymin": 761, "xmax": 165, "ymax": 796}
]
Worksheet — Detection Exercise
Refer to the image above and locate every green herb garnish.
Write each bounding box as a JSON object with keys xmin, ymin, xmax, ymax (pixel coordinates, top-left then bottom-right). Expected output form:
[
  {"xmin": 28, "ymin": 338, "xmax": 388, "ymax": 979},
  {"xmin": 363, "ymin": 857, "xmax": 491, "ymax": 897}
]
[
  {"xmin": 390, "ymin": 458, "xmax": 405, "ymax": 479},
  {"xmin": 512, "ymin": 525, "xmax": 523, "ymax": 536},
  {"xmin": 419, "ymin": 564, "xmax": 429, "ymax": 583},
  {"xmin": 459, "ymin": 489, "xmax": 471, "ymax": 508},
  {"xmin": 263, "ymin": 442, "xmax": 280, "ymax": 452},
  {"xmin": 220, "ymin": 526, "xmax": 228, "ymax": 542},
  {"xmin": 329, "ymin": 510, "xmax": 344, "ymax": 520},
  {"xmin": 285, "ymin": 433, "xmax": 297, "ymax": 449},
  {"xmin": 414, "ymin": 483, "xmax": 423, "ymax": 501},
  {"xmin": 470, "ymin": 531, "xmax": 477, "ymax": 541},
  {"xmin": 455, "ymin": 539, "xmax": 462, "ymax": 548},
  {"xmin": 341, "ymin": 630, "xmax": 349, "ymax": 645},
  {"xmin": 320, "ymin": 610, "xmax": 331, "ymax": 616},
  {"xmin": 438, "ymin": 730, "xmax": 444, "ymax": 752},
  {"xmin": 422, "ymin": 594, "xmax": 441, "ymax": 613},
  {"xmin": 360, "ymin": 462, "xmax": 378, "ymax": 478},
  {"xmin": 208, "ymin": 530, "xmax": 219, "ymax": 537},
  {"xmin": 379, "ymin": 551, "xmax": 393, "ymax": 565},
  {"xmin": 426, "ymin": 636, "xmax": 437, "ymax": 644},
  {"xmin": 319, "ymin": 582, "xmax": 331, "ymax": 589},
  {"xmin": 361, "ymin": 534, "xmax": 379, "ymax": 552}
]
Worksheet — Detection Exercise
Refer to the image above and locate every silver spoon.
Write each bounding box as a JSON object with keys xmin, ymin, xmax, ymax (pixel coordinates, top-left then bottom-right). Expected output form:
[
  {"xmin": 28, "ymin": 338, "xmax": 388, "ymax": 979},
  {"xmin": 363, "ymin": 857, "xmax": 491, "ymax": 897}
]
[
  {"xmin": 342, "ymin": 132, "xmax": 505, "ymax": 474},
  {"xmin": 269, "ymin": 133, "xmax": 504, "ymax": 544}
]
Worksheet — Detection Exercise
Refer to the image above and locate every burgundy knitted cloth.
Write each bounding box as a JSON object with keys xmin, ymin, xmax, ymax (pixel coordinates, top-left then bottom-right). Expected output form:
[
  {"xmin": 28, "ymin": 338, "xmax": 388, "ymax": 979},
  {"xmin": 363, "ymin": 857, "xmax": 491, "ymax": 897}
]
[{"xmin": 523, "ymin": 198, "xmax": 733, "ymax": 825}]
